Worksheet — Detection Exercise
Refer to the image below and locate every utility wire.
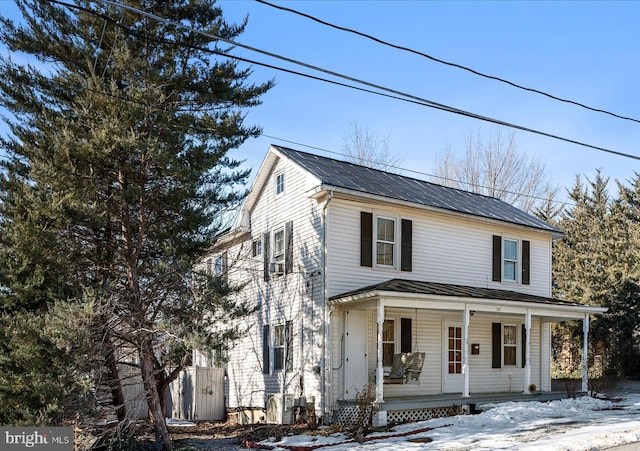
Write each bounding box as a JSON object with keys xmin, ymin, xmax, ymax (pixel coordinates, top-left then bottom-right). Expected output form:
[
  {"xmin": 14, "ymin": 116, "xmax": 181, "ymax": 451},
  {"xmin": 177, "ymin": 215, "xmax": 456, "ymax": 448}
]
[
  {"xmin": 46, "ymin": 0, "xmax": 640, "ymax": 162},
  {"xmin": 9, "ymin": 1, "xmax": 572, "ymax": 208},
  {"xmin": 257, "ymin": 0, "xmax": 640, "ymax": 126},
  {"xmin": 259, "ymin": 133, "xmax": 573, "ymax": 207}
]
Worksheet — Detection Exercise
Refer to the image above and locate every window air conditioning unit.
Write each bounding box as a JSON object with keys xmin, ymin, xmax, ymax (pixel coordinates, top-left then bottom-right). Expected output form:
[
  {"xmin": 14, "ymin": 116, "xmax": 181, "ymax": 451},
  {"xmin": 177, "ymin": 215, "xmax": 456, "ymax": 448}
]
[
  {"xmin": 269, "ymin": 262, "xmax": 285, "ymax": 275},
  {"xmin": 266, "ymin": 394, "xmax": 295, "ymax": 424}
]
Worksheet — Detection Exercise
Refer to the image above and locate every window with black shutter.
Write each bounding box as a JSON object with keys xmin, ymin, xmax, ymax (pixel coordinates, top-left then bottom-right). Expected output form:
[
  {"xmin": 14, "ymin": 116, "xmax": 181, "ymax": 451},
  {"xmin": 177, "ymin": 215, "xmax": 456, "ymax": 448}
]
[
  {"xmin": 361, "ymin": 212, "xmax": 412, "ymax": 271},
  {"xmin": 492, "ymin": 235, "xmax": 531, "ymax": 284},
  {"xmin": 492, "ymin": 322, "xmax": 524, "ymax": 368}
]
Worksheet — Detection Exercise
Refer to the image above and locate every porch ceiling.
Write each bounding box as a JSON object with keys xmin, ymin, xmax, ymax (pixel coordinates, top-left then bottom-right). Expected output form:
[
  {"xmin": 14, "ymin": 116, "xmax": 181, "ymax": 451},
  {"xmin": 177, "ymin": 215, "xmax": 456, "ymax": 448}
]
[{"xmin": 329, "ymin": 278, "xmax": 607, "ymax": 320}]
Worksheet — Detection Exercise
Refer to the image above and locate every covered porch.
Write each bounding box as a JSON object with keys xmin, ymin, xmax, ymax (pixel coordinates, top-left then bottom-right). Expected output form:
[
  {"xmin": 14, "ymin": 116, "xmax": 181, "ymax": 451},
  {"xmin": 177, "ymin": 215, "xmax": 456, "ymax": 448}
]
[{"xmin": 329, "ymin": 279, "xmax": 607, "ymax": 426}]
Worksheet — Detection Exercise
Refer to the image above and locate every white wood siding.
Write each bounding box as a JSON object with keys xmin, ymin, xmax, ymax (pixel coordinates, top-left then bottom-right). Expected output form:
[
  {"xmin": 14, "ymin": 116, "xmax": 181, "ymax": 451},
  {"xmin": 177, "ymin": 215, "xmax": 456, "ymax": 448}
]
[
  {"xmin": 205, "ymin": 156, "xmax": 326, "ymax": 413},
  {"xmin": 326, "ymin": 198, "xmax": 552, "ymax": 299},
  {"xmin": 206, "ymin": 151, "xmax": 559, "ymax": 414}
]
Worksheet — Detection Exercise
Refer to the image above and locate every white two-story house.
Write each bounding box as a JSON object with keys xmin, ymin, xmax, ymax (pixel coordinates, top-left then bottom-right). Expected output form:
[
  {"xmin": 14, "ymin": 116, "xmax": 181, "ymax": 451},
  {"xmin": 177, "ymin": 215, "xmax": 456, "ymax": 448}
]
[{"xmin": 203, "ymin": 145, "xmax": 605, "ymax": 426}]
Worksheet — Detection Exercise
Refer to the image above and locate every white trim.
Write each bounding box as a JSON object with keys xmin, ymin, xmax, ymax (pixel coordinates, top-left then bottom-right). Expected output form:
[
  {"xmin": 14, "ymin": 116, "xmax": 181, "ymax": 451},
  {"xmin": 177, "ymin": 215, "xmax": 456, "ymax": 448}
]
[{"xmin": 329, "ymin": 290, "xmax": 607, "ymax": 318}]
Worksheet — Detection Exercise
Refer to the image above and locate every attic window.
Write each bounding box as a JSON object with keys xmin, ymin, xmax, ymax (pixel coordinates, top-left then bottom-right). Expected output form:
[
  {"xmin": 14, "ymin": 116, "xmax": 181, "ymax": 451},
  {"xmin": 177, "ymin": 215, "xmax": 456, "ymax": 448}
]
[{"xmin": 276, "ymin": 172, "xmax": 285, "ymax": 195}]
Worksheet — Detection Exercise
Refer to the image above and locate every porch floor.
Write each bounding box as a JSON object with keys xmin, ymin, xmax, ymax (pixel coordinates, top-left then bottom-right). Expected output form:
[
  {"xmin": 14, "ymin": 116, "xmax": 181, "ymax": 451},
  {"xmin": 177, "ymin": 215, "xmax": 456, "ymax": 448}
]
[{"xmin": 338, "ymin": 390, "xmax": 571, "ymax": 413}]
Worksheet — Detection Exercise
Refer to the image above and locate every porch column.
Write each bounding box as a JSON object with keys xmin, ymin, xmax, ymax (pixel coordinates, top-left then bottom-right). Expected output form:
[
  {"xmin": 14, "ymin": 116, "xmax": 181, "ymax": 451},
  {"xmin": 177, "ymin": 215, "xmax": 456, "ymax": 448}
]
[
  {"xmin": 523, "ymin": 309, "xmax": 531, "ymax": 394},
  {"xmin": 582, "ymin": 313, "xmax": 589, "ymax": 393},
  {"xmin": 462, "ymin": 305, "xmax": 470, "ymax": 398},
  {"xmin": 375, "ymin": 301, "xmax": 385, "ymax": 404}
]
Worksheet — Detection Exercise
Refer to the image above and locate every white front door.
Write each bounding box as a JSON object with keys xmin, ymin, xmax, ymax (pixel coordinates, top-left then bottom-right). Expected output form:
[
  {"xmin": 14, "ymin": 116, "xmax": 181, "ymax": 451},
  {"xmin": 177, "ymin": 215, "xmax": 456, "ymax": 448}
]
[
  {"xmin": 443, "ymin": 322, "xmax": 464, "ymax": 393},
  {"xmin": 343, "ymin": 310, "xmax": 369, "ymax": 399}
]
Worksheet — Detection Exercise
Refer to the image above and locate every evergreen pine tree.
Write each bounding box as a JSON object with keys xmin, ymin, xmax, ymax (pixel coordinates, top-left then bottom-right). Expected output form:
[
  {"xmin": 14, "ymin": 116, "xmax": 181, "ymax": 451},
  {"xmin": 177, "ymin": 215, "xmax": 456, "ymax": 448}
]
[
  {"xmin": 553, "ymin": 171, "xmax": 640, "ymax": 378},
  {"xmin": 0, "ymin": 1, "xmax": 270, "ymax": 447}
]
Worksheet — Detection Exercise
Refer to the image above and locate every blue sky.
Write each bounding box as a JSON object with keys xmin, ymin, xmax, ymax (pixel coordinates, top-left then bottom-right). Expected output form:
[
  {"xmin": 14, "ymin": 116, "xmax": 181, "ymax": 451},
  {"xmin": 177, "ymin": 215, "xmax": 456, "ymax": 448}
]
[
  {"xmin": 216, "ymin": 0, "xmax": 640, "ymax": 197},
  {"xmin": 2, "ymin": 0, "xmax": 640, "ymax": 199}
]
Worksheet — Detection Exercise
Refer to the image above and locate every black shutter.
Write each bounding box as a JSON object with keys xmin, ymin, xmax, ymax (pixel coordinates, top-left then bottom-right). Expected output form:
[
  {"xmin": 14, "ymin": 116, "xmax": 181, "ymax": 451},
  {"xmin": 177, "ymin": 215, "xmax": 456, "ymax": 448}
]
[
  {"xmin": 285, "ymin": 221, "xmax": 293, "ymax": 275},
  {"xmin": 263, "ymin": 325, "xmax": 270, "ymax": 374},
  {"xmin": 492, "ymin": 323, "xmax": 502, "ymax": 368},
  {"xmin": 285, "ymin": 320, "xmax": 293, "ymax": 372},
  {"xmin": 492, "ymin": 235, "xmax": 502, "ymax": 282},
  {"xmin": 401, "ymin": 219, "xmax": 413, "ymax": 272},
  {"xmin": 401, "ymin": 318, "xmax": 412, "ymax": 353},
  {"xmin": 360, "ymin": 212, "xmax": 373, "ymax": 267},
  {"xmin": 522, "ymin": 240, "xmax": 530, "ymax": 285},
  {"xmin": 263, "ymin": 232, "xmax": 270, "ymax": 281},
  {"xmin": 521, "ymin": 324, "xmax": 527, "ymax": 368}
]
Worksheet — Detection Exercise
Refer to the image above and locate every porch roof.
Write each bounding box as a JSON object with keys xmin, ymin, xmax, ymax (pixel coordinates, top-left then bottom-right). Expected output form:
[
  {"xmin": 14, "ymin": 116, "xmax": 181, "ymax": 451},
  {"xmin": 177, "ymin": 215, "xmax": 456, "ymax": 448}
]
[{"xmin": 329, "ymin": 278, "xmax": 607, "ymax": 319}]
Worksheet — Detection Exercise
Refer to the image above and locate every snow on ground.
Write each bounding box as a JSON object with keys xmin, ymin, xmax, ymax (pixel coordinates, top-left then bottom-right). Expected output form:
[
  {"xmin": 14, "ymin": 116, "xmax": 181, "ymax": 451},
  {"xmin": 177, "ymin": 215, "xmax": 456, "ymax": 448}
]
[{"xmin": 258, "ymin": 390, "xmax": 640, "ymax": 450}]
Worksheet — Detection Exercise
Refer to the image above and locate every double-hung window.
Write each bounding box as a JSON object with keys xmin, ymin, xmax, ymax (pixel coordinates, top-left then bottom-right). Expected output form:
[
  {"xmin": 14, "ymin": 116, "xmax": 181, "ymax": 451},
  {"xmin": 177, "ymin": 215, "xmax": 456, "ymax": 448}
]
[
  {"xmin": 252, "ymin": 238, "xmax": 262, "ymax": 258},
  {"xmin": 263, "ymin": 221, "xmax": 294, "ymax": 280},
  {"xmin": 493, "ymin": 235, "xmax": 530, "ymax": 285},
  {"xmin": 376, "ymin": 217, "xmax": 396, "ymax": 267},
  {"xmin": 214, "ymin": 255, "xmax": 226, "ymax": 276},
  {"xmin": 503, "ymin": 239, "xmax": 518, "ymax": 282},
  {"xmin": 273, "ymin": 228, "xmax": 285, "ymax": 267},
  {"xmin": 382, "ymin": 319, "xmax": 395, "ymax": 366},
  {"xmin": 273, "ymin": 324, "xmax": 285, "ymax": 371},
  {"xmin": 503, "ymin": 324, "xmax": 517, "ymax": 366},
  {"xmin": 361, "ymin": 212, "xmax": 412, "ymax": 271},
  {"xmin": 264, "ymin": 321, "xmax": 292, "ymax": 373}
]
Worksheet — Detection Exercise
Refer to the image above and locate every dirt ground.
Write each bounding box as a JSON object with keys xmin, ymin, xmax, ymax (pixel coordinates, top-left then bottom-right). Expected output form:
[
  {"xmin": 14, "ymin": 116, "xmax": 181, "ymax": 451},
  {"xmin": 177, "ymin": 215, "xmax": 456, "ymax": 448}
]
[
  {"xmin": 166, "ymin": 422, "xmax": 318, "ymax": 450},
  {"xmin": 146, "ymin": 379, "xmax": 640, "ymax": 450}
]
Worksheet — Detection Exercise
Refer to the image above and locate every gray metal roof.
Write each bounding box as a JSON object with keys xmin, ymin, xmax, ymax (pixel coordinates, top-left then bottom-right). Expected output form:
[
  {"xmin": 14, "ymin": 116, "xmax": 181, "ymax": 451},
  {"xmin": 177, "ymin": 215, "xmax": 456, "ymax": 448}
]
[
  {"xmin": 273, "ymin": 145, "xmax": 561, "ymax": 234},
  {"xmin": 329, "ymin": 278, "xmax": 581, "ymax": 307}
]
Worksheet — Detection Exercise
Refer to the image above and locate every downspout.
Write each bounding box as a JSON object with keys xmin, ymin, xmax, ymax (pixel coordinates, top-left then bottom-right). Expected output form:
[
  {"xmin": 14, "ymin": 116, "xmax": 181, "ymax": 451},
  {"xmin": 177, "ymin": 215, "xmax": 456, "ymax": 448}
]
[
  {"xmin": 582, "ymin": 313, "xmax": 589, "ymax": 393},
  {"xmin": 321, "ymin": 190, "xmax": 333, "ymax": 423}
]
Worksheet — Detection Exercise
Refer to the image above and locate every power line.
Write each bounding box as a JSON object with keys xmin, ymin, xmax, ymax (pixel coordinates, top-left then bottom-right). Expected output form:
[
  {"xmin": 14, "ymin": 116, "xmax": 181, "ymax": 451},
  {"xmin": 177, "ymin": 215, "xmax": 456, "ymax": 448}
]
[
  {"xmin": 39, "ymin": 0, "xmax": 640, "ymax": 162},
  {"xmin": 6, "ymin": 1, "xmax": 573, "ymax": 209},
  {"xmin": 86, "ymin": 0, "xmax": 640, "ymax": 162},
  {"xmin": 256, "ymin": 0, "xmax": 640, "ymax": 126},
  {"xmin": 259, "ymin": 133, "xmax": 574, "ymax": 208}
]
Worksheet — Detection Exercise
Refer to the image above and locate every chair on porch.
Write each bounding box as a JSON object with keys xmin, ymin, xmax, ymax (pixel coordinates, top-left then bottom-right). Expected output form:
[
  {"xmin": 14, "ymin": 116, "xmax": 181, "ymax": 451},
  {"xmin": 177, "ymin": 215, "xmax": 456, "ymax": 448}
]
[{"xmin": 383, "ymin": 352, "xmax": 425, "ymax": 384}]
